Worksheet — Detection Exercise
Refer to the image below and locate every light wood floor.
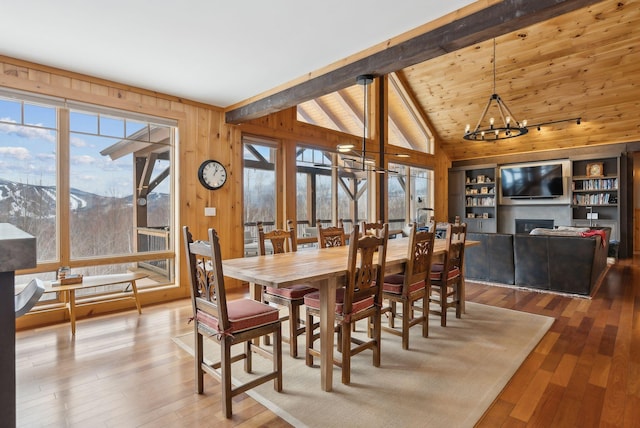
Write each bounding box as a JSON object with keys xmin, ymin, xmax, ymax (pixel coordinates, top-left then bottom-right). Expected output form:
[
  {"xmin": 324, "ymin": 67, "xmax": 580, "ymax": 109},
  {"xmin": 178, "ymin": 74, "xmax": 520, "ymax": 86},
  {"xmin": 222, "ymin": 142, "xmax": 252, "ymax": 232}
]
[{"xmin": 16, "ymin": 257, "xmax": 640, "ymax": 427}]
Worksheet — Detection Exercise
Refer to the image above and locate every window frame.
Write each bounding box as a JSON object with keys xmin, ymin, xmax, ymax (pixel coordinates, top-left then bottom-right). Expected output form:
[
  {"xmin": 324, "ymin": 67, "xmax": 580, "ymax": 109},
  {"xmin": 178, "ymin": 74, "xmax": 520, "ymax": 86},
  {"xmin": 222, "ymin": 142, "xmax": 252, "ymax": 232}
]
[{"xmin": 0, "ymin": 88, "xmax": 177, "ymax": 293}]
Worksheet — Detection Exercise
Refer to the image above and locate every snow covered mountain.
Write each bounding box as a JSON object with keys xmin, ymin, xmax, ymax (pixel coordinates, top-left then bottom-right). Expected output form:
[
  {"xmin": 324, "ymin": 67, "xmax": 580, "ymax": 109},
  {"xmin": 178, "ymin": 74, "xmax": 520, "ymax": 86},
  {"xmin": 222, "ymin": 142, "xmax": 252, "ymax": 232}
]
[{"xmin": 0, "ymin": 179, "xmax": 163, "ymax": 219}]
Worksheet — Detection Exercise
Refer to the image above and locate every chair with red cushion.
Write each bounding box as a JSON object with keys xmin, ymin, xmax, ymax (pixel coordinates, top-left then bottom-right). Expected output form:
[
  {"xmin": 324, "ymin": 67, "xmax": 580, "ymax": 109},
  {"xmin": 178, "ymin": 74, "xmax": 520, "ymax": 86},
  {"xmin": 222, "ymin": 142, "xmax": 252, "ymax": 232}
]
[
  {"xmin": 304, "ymin": 223, "xmax": 389, "ymax": 385},
  {"xmin": 382, "ymin": 223, "xmax": 435, "ymax": 349},
  {"xmin": 429, "ymin": 222, "xmax": 467, "ymax": 326},
  {"xmin": 258, "ymin": 220, "xmax": 314, "ymax": 358},
  {"xmin": 183, "ymin": 226, "xmax": 282, "ymax": 418}
]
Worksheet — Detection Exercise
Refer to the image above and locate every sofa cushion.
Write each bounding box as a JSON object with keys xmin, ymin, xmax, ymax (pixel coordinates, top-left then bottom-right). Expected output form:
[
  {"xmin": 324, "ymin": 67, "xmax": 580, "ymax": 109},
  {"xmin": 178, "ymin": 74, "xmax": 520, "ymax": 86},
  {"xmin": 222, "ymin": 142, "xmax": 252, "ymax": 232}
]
[
  {"xmin": 547, "ymin": 236, "xmax": 595, "ymax": 294},
  {"xmin": 529, "ymin": 227, "xmax": 589, "ymax": 236},
  {"xmin": 514, "ymin": 235, "xmax": 550, "ymax": 289},
  {"xmin": 464, "ymin": 233, "xmax": 489, "ymax": 281},
  {"xmin": 488, "ymin": 233, "xmax": 515, "ymax": 285}
]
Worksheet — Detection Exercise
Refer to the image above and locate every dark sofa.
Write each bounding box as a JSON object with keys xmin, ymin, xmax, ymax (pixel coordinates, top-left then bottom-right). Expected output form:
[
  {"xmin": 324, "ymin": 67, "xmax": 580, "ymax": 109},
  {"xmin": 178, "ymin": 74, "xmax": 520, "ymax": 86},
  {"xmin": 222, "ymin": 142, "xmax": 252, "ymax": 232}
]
[{"xmin": 465, "ymin": 227, "xmax": 610, "ymax": 295}]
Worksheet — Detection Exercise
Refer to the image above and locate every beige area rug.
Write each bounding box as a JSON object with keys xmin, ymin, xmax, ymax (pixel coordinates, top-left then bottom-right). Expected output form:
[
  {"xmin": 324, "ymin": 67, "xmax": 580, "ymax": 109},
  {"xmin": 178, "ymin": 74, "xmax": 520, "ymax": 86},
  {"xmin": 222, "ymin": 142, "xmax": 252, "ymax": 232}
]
[{"xmin": 173, "ymin": 302, "xmax": 554, "ymax": 428}]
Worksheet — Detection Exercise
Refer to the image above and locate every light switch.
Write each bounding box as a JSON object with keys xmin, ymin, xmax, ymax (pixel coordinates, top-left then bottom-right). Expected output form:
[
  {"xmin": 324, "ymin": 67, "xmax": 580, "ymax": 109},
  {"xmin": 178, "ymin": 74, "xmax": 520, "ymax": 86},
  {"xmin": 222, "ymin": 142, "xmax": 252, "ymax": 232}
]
[{"xmin": 204, "ymin": 207, "xmax": 216, "ymax": 216}]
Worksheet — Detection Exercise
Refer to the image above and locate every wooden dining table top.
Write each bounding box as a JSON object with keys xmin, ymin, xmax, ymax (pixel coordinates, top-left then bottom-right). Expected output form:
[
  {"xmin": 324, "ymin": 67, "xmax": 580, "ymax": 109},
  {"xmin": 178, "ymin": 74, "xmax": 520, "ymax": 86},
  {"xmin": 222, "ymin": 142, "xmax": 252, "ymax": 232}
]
[{"xmin": 222, "ymin": 237, "xmax": 478, "ymax": 289}]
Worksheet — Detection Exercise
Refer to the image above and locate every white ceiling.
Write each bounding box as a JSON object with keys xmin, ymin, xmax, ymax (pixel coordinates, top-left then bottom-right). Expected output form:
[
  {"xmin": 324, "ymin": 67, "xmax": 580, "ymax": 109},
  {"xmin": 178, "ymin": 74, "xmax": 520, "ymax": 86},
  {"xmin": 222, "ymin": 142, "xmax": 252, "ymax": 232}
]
[{"xmin": 1, "ymin": 0, "xmax": 475, "ymax": 108}]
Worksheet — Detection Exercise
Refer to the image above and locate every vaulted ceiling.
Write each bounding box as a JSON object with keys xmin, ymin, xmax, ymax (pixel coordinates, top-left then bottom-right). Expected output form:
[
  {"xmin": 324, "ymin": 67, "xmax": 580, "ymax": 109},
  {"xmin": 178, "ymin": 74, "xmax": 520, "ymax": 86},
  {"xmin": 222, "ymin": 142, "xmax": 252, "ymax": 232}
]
[
  {"xmin": 230, "ymin": 0, "xmax": 640, "ymax": 162},
  {"xmin": 410, "ymin": 0, "xmax": 640, "ymax": 161},
  {"xmin": 3, "ymin": 1, "xmax": 638, "ymax": 163}
]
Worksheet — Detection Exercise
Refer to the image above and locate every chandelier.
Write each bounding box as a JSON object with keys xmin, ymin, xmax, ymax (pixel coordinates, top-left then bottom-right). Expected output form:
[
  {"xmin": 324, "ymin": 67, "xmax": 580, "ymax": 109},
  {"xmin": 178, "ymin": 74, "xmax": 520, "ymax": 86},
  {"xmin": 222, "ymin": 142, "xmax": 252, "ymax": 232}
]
[
  {"xmin": 464, "ymin": 39, "xmax": 581, "ymax": 141},
  {"xmin": 336, "ymin": 74, "xmax": 408, "ymax": 173}
]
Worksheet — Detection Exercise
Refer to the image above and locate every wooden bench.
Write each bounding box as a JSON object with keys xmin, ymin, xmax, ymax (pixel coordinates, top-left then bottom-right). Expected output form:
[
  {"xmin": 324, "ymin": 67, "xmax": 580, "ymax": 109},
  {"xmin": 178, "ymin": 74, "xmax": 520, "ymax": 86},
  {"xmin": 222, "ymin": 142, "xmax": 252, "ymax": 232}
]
[{"xmin": 41, "ymin": 272, "xmax": 148, "ymax": 335}]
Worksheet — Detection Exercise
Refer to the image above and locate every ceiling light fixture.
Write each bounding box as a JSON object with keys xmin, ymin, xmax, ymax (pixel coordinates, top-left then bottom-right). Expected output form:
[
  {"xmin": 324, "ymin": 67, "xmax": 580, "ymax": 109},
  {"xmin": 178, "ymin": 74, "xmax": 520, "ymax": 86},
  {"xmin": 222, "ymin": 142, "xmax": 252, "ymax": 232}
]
[{"xmin": 464, "ymin": 39, "xmax": 581, "ymax": 141}]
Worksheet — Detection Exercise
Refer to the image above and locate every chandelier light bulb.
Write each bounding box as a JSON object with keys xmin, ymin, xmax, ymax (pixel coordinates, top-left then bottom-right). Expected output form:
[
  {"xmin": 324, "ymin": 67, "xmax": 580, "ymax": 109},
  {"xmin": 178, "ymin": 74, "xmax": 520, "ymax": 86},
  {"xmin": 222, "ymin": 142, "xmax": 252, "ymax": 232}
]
[
  {"xmin": 465, "ymin": 124, "xmax": 470, "ymax": 133},
  {"xmin": 489, "ymin": 117, "xmax": 495, "ymax": 126},
  {"xmin": 506, "ymin": 116, "xmax": 511, "ymax": 125},
  {"xmin": 522, "ymin": 120, "xmax": 527, "ymax": 127}
]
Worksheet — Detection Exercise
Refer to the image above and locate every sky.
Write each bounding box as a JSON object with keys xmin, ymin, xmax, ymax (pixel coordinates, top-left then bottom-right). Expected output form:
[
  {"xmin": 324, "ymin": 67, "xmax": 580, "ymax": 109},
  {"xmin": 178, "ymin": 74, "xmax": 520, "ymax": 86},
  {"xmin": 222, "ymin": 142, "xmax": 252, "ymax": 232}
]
[{"xmin": 0, "ymin": 98, "xmax": 170, "ymax": 197}]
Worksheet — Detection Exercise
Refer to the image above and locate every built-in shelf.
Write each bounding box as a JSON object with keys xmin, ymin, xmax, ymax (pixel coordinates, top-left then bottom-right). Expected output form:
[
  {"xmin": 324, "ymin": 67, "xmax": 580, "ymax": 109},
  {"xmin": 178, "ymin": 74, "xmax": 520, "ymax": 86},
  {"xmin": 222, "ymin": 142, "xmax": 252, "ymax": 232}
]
[
  {"xmin": 462, "ymin": 167, "xmax": 497, "ymax": 232},
  {"xmin": 571, "ymin": 157, "xmax": 620, "ymax": 240}
]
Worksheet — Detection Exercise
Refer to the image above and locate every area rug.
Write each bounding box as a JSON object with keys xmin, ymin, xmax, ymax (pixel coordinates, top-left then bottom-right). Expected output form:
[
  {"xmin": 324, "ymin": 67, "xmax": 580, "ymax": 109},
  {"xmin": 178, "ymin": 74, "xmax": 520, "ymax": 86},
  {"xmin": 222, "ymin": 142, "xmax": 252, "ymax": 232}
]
[{"xmin": 173, "ymin": 302, "xmax": 553, "ymax": 428}]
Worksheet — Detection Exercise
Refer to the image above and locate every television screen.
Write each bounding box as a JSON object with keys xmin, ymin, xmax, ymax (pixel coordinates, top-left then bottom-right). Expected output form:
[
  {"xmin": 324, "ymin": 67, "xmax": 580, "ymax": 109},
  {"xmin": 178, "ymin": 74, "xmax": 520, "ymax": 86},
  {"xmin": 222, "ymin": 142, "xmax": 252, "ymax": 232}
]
[{"xmin": 501, "ymin": 164, "xmax": 564, "ymax": 198}]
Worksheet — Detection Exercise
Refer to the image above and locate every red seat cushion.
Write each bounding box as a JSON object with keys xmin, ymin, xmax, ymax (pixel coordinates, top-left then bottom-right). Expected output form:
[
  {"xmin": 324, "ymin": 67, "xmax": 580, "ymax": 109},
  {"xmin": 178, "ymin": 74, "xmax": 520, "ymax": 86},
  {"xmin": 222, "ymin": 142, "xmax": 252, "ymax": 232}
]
[
  {"xmin": 196, "ymin": 298, "xmax": 279, "ymax": 334},
  {"xmin": 430, "ymin": 263, "xmax": 461, "ymax": 282},
  {"xmin": 382, "ymin": 273, "xmax": 424, "ymax": 294},
  {"xmin": 304, "ymin": 288, "xmax": 374, "ymax": 316},
  {"xmin": 265, "ymin": 284, "xmax": 315, "ymax": 299}
]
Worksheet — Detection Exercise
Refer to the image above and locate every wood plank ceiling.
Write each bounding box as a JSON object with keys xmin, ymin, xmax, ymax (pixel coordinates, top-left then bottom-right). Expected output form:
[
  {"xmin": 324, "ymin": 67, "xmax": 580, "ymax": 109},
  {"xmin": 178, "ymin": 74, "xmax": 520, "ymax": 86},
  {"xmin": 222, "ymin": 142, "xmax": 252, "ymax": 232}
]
[
  {"xmin": 228, "ymin": 0, "xmax": 640, "ymax": 162},
  {"xmin": 410, "ymin": 0, "xmax": 640, "ymax": 160}
]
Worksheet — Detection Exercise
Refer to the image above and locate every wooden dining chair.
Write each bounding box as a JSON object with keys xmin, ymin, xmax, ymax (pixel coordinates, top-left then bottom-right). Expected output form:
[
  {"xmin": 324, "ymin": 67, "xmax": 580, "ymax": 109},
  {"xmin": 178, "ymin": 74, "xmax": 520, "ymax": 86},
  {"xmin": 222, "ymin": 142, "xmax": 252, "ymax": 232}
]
[
  {"xmin": 429, "ymin": 222, "xmax": 467, "ymax": 326},
  {"xmin": 317, "ymin": 220, "xmax": 346, "ymax": 247},
  {"xmin": 258, "ymin": 220, "xmax": 315, "ymax": 358},
  {"xmin": 304, "ymin": 223, "xmax": 389, "ymax": 385},
  {"xmin": 360, "ymin": 220, "xmax": 385, "ymax": 238},
  {"xmin": 182, "ymin": 226, "xmax": 282, "ymax": 418},
  {"xmin": 382, "ymin": 223, "xmax": 435, "ymax": 349}
]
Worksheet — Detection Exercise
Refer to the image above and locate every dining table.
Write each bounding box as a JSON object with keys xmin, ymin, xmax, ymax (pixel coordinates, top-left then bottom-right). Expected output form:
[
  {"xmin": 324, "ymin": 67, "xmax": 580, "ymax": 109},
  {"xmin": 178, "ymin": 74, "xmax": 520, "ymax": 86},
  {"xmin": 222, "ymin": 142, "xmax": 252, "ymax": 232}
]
[{"xmin": 221, "ymin": 236, "xmax": 478, "ymax": 392}]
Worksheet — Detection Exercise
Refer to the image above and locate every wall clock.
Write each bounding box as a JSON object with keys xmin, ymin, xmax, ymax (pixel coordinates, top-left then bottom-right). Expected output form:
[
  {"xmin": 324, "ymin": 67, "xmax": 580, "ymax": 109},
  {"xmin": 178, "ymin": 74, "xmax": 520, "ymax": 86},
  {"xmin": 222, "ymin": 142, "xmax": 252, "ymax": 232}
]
[
  {"xmin": 198, "ymin": 160, "xmax": 227, "ymax": 190},
  {"xmin": 586, "ymin": 162, "xmax": 604, "ymax": 177}
]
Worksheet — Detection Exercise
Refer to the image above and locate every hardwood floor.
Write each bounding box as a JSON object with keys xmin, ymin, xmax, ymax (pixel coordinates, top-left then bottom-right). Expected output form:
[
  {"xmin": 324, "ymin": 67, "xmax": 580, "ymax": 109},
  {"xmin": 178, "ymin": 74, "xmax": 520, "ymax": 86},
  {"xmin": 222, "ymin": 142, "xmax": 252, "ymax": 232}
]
[{"xmin": 16, "ymin": 257, "xmax": 640, "ymax": 427}]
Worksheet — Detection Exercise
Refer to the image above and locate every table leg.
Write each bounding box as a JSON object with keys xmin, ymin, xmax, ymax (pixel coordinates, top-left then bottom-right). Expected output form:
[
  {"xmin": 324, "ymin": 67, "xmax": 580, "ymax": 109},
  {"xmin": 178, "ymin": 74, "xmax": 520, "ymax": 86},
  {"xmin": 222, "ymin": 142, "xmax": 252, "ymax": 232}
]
[
  {"xmin": 249, "ymin": 281, "xmax": 261, "ymax": 301},
  {"xmin": 68, "ymin": 290, "xmax": 76, "ymax": 335},
  {"xmin": 319, "ymin": 277, "xmax": 336, "ymax": 392},
  {"xmin": 461, "ymin": 274, "xmax": 466, "ymax": 314},
  {"xmin": 130, "ymin": 280, "xmax": 142, "ymax": 314}
]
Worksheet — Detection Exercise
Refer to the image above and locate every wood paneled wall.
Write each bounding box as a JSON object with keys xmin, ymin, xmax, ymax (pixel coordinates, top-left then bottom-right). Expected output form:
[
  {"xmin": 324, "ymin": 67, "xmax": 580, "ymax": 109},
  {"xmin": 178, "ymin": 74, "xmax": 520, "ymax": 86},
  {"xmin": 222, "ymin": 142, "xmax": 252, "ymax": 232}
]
[{"xmin": 2, "ymin": 55, "xmax": 451, "ymax": 327}]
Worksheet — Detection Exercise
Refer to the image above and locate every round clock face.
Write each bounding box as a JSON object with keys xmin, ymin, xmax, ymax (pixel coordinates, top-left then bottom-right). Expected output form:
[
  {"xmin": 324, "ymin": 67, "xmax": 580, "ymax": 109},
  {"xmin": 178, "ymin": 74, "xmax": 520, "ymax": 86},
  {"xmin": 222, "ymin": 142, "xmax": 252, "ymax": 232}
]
[{"xmin": 198, "ymin": 160, "xmax": 227, "ymax": 190}]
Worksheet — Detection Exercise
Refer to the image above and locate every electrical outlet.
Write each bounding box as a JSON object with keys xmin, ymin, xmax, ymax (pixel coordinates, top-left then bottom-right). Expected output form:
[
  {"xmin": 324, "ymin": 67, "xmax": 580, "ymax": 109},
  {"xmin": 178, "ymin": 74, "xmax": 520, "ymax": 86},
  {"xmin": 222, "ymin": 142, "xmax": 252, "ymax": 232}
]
[{"xmin": 204, "ymin": 207, "xmax": 216, "ymax": 216}]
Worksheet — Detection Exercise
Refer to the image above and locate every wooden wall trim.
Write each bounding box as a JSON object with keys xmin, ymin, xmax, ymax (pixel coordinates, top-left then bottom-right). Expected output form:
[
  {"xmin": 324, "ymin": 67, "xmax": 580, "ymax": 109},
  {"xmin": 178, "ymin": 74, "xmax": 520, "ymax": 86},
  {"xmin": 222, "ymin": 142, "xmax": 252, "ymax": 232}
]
[{"xmin": 450, "ymin": 142, "xmax": 638, "ymax": 168}]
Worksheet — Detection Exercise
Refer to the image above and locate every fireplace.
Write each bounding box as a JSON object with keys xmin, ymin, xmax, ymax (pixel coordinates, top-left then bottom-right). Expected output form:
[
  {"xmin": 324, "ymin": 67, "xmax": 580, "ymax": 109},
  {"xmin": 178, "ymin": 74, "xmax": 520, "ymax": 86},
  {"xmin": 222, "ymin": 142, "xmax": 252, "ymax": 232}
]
[{"xmin": 515, "ymin": 219, "xmax": 554, "ymax": 234}]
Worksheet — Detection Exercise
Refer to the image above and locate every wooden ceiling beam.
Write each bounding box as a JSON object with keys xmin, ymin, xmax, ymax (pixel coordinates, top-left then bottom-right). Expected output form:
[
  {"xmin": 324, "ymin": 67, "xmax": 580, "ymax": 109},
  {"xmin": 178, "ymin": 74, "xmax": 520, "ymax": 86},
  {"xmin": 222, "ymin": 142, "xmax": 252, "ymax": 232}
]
[{"xmin": 225, "ymin": 0, "xmax": 603, "ymax": 124}]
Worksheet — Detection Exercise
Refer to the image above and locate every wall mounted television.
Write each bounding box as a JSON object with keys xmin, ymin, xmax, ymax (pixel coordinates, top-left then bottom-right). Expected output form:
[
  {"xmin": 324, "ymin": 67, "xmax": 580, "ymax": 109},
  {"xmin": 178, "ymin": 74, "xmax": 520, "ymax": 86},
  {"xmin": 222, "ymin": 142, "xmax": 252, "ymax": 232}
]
[{"xmin": 500, "ymin": 163, "xmax": 564, "ymax": 199}]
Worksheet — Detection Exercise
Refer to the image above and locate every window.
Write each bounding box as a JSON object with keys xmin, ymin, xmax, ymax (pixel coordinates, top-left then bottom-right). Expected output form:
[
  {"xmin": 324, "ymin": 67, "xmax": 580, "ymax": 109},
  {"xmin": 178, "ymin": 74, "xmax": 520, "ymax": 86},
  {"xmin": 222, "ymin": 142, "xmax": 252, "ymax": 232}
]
[
  {"xmin": 387, "ymin": 72, "xmax": 434, "ymax": 154},
  {"xmin": 297, "ymin": 73, "xmax": 434, "ymax": 155},
  {"xmin": 388, "ymin": 162, "xmax": 433, "ymax": 230},
  {"xmin": 0, "ymin": 96, "xmax": 58, "ymax": 262},
  {"xmin": 296, "ymin": 146, "xmax": 369, "ymax": 237},
  {"xmin": 296, "ymin": 147, "xmax": 331, "ymax": 240},
  {"xmin": 243, "ymin": 137, "xmax": 277, "ymax": 256},
  {"xmin": 0, "ymin": 90, "xmax": 176, "ymax": 295},
  {"xmin": 337, "ymin": 169, "xmax": 368, "ymax": 234}
]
